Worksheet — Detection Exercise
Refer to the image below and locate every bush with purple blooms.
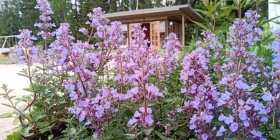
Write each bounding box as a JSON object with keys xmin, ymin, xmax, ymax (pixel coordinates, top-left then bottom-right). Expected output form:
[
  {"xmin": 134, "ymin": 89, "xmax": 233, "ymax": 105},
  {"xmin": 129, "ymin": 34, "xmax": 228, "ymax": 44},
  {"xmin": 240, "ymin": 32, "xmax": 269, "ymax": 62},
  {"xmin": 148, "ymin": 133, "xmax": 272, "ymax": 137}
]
[{"xmin": 1, "ymin": 0, "xmax": 280, "ymax": 139}]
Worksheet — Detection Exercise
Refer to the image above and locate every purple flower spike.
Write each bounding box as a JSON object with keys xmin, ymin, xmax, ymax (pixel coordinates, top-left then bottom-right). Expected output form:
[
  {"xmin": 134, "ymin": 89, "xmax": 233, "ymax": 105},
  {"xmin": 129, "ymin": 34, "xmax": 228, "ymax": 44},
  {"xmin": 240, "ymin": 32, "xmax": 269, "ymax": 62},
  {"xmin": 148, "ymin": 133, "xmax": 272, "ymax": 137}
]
[
  {"xmin": 16, "ymin": 29, "xmax": 41, "ymax": 65},
  {"xmin": 34, "ymin": 0, "xmax": 55, "ymax": 39}
]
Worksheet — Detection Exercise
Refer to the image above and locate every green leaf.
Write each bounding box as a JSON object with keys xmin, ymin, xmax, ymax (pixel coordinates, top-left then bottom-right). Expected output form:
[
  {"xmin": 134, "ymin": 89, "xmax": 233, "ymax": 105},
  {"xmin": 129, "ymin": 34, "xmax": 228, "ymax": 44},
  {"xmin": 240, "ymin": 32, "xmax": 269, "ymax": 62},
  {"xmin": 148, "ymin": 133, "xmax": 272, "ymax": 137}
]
[
  {"xmin": 12, "ymin": 110, "xmax": 22, "ymax": 116},
  {"xmin": 143, "ymin": 128, "xmax": 154, "ymax": 136},
  {"xmin": 154, "ymin": 131, "xmax": 165, "ymax": 140},
  {"xmin": 191, "ymin": 20, "xmax": 209, "ymax": 31},
  {"xmin": 9, "ymin": 96, "xmax": 16, "ymax": 99},
  {"xmin": 13, "ymin": 118, "xmax": 20, "ymax": 125},
  {"xmin": 20, "ymin": 95, "xmax": 32, "ymax": 102},
  {"xmin": 69, "ymin": 128, "xmax": 76, "ymax": 135},
  {"xmin": 270, "ymin": 1, "xmax": 280, "ymax": 4},
  {"xmin": 202, "ymin": 0, "xmax": 209, "ymax": 8},
  {"xmin": 125, "ymin": 134, "xmax": 136, "ymax": 139},
  {"xmin": 260, "ymin": 16, "xmax": 280, "ymax": 25},
  {"xmin": 18, "ymin": 105, "xmax": 27, "ymax": 112},
  {"xmin": 272, "ymin": 21, "xmax": 280, "ymax": 25},
  {"xmin": 48, "ymin": 134, "xmax": 54, "ymax": 140},
  {"xmin": 195, "ymin": 9, "xmax": 211, "ymax": 17},
  {"xmin": 1, "ymin": 103, "xmax": 13, "ymax": 109},
  {"xmin": 244, "ymin": 0, "xmax": 252, "ymax": 7},
  {"xmin": 32, "ymin": 114, "xmax": 45, "ymax": 121},
  {"xmin": 22, "ymin": 125, "xmax": 33, "ymax": 137},
  {"xmin": 6, "ymin": 130, "xmax": 21, "ymax": 140},
  {"xmin": 0, "ymin": 113, "xmax": 13, "ymax": 118},
  {"xmin": 272, "ymin": 129, "xmax": 280, "ymax": 140},
  {"xmin": 174, "ymin": 131, "xmax": 186, "ymax": 137},
  {"xmin": 17, "ymin": 72, "xmax": 29, "ymax": 78},
  {"xmin": 6, "ymin": 89, "xmax": 13, "ymax": 94},
  {"xmin": 225, "ymin": 137, "xmax": 238, "ymax": 140},
  {"xmin": 213, "ymin": 1, "xmax": 221, "ymax": 11}
]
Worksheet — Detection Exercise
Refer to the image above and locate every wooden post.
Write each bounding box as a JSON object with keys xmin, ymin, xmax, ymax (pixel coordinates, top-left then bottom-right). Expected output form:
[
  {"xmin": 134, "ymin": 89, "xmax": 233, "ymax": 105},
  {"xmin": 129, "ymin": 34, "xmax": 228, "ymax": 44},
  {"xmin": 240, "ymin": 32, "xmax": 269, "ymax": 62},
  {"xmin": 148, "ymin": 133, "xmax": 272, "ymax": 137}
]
[
  {"xmin": 127, "ymin": 23, "xmax": 130, "ymax": 45},
  {"xmin": 2, "ymin": 37, "xmax": 7, "ymax": 48},
  {"xmin": 136, "ymin": 0, "xmax": 139, "ymax": 10},
  {"xmin": 182, "ymin": 14, "xmax": 185, "ymax": 46},
  {"xmin": 165, "ymin": 20, "xmax": 169, "ymax": 38}
]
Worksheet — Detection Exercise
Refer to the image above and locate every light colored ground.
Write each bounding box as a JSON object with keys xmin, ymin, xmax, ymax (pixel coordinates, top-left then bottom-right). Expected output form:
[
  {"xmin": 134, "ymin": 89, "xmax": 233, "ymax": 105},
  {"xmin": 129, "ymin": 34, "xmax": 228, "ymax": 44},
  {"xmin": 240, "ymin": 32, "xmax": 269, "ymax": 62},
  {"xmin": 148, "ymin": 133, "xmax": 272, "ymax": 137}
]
[{"xmin": 0, "ymin": 64, "xmax": 30, "ymax": 139}]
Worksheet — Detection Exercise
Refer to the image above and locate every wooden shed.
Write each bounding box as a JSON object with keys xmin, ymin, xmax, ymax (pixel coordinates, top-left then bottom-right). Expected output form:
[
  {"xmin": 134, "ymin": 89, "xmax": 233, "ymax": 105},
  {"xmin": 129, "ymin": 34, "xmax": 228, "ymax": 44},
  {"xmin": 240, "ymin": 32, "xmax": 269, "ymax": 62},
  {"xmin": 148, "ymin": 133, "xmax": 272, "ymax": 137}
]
[{"xmin": 105, "ymin": 4, "xmax": 203, "ymax": 49}]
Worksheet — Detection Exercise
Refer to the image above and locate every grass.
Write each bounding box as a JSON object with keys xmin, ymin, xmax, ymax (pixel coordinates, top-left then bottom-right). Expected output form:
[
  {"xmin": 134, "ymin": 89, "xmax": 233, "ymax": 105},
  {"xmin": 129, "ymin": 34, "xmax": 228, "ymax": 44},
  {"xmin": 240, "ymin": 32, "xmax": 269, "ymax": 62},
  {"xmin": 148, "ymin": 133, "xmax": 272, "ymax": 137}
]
[{"xmin": 0, "ymin": 55, "xmax": 9, "ymax": 64}]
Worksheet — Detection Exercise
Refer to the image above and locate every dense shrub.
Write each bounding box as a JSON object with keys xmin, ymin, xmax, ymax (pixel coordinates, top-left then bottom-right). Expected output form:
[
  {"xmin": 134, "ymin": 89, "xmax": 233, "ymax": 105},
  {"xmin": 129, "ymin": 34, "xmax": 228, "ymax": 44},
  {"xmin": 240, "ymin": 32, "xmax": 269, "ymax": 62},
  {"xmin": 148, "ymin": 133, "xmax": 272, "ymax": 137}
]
[{"xmin": 1, "ymin": 0, "xmax": 280, "ymax": 139}]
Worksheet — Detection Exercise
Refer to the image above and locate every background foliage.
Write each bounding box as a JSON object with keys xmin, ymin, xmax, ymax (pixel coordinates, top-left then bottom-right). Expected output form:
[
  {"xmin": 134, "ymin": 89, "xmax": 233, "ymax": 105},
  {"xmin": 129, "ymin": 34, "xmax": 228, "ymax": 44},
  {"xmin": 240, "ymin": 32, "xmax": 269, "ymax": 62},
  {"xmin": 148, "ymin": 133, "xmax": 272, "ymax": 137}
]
[{"xmin": 0, "ymin": 0, "xmax": 270, "ymax": 41}]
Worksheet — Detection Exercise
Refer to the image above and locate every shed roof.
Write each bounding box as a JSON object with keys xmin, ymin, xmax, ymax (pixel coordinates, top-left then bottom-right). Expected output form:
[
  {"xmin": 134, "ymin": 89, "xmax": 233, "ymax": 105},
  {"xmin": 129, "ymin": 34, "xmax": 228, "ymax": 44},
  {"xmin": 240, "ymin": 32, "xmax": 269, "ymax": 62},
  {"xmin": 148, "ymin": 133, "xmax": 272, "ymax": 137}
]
[{"xmin": 105, "ymin": 4, "xmax": 203, "ymax": 23}]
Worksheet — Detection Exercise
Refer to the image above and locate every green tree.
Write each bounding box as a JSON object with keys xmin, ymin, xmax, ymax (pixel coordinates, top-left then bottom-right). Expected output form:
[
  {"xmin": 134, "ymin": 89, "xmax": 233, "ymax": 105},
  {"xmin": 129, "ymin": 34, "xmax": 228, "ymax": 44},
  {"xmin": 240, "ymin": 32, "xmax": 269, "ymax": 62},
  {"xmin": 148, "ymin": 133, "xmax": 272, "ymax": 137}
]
[
  {"xmin": 108, "ymin": 0, "xmax": 118, "ymax": 13},
  {"xmin": 49, "ymin": 0, "xmax": 72, "ymax": 25},
  {"xmin": 0, "ymin": 0, "xmax": 21, "ymax": 36},
  {"xmin": 20, "ymin": 0, "xmax": 40, "ymax": 32},
  {"xmin": 118, "ymin": 0, "xmax": 130, "ymax": 11},
  {"xmin": 153, "ymin": 0, "xmax": 163, "ymax": 7},
  {"xmin": 175, "ymin": 0, "xmax": 189, "ymax": 5},
  {"xmin": 139, "ymin": 0, "xmax": 153, "ymax": 9},
  {"xmin": 67, "ymin": 0, "xmax": 86, "ymax": 40}
]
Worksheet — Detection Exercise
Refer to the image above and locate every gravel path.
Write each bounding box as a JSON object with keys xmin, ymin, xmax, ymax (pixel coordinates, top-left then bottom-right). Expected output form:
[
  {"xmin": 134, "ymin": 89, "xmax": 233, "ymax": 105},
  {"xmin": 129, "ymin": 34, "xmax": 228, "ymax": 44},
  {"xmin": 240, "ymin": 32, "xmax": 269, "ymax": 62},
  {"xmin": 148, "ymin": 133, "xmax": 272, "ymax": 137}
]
[{"xmin": 0, "ymin": 64, "xmax": 30, "ymax": 139}]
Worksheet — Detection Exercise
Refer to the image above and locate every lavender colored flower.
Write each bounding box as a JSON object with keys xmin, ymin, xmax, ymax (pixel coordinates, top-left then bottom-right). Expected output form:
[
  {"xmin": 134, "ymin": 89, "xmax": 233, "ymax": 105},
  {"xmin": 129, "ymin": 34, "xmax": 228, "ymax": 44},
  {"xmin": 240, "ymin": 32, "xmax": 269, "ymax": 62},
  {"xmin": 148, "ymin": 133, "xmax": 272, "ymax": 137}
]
[
  {"xmin": 16, "ymin": 29, "xmax": 41, "ymax": 65},
  {"xmin": 251, "ymin": 129, "xmax": 264, "ymax": 139},
  {"xmin": 105, "ymin": 21, "xmax": 124, "ymax": 49},
  {"xmin": 201, "ymin": 133, "xmax": 208, "ymax": 140},
  {"xmin": 128, "ymin": 107, "xmax": 154, "ymax": 127},
  {"xmin": 49, "ymin": 23, "xmax": 74, "ymax": 67},
  {"xmin": 229, "ymin": 122, "xmax": 238, "ymax": 132},
  {"xmin": 68, "ymin": 88, "xmax": 124, "ymax": 135},
  {"xmin": 196, "ymin": 31, "xmax": 223, "ymax": 58},
  {"xmin": 159, "ymin": 33, "xmax": 181, "ymax": 79},
  {"xmin": 79, "ymin": 28, "xmax": 89, "ymax": 35},
  {"xmin": 86, "ymin": 7, "xmax": 109, "ymax": 30},
  {"xmin": 216, "ymin": 126, "xmax": 226, "ymax": 137},
  {"xmin": 145, "ymin": 84, "xmax": 163, "ymax": 100},
  {"xmin": 228, "ymin": 10, "xmax": 262, "ymax": 49},
  {"xmin": 178, "ymin": 33, "xmax": 220, "ymax": 139},
  {"xmin": 235, "ymin": 80, "xmax": 251, "ymax": 90},
  {"xmin": 268, "ymin": 29, "xmax": 280, "ymax": 110},
  {"xmin": 262, "ymin": 91, "xmax": 273, "ymax": 101},
  {"xmin": 224, "ymin": 115, "xmax": 234, "ymax": 125},
  {"xmin": 34, "ymin": 0, "xmax": 55, "ymax": 39},
  {"xmin": 56, "ymin": 9, "xmax": 128, "ymax": 137},
  {"xmin": 112, "ymin": 24, "xmax": 170, "ymax": 130},
  {"xmin": 17, "ymin": 29, "xmax": 37, "ymax": 46}
]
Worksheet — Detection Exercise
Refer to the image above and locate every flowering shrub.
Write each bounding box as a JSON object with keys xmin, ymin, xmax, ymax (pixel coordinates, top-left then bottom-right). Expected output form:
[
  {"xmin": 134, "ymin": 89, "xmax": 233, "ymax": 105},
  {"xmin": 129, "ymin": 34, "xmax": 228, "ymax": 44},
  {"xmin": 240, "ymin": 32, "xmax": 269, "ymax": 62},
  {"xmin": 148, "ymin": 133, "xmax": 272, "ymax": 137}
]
[{"xmin": 1, "ymin": 0, "xmax": 280, "ymax": 139}]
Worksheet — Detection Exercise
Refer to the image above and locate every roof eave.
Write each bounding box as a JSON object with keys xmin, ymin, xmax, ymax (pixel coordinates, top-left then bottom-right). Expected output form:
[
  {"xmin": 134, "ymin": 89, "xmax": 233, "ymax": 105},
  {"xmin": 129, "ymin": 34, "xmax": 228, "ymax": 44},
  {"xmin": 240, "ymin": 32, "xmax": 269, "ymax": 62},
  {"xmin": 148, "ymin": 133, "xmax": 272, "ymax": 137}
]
[
  {"xmin": 105, "ymin": 4, "xmax": 204, "ymax": 23},
  {"xmin": 179, "ymin": 7, "xmax": 204, "ymax": 22}
]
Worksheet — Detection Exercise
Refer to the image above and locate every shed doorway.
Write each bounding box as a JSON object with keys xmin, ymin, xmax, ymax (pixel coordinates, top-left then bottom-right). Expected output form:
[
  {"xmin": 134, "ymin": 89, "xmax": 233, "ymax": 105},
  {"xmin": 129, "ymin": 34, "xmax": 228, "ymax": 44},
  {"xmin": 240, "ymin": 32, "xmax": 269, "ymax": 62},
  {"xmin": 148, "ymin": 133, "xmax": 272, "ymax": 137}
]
[{"xmin": 129, "ymin": 21, "xmax": 160, "ymax": 49}]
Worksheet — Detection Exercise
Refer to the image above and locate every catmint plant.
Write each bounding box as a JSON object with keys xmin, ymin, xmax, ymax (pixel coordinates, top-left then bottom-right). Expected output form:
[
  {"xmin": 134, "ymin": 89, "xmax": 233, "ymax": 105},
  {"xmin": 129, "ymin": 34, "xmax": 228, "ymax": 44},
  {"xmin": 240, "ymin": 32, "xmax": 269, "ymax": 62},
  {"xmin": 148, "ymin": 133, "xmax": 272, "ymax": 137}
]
[
  {"xmin": 216, "ymin": 10, "xmax": 270, "ymax": 139},
  {"xmin": 265, "ymin": 29, "xmax": 280, "ymax": 118},
  {"xmin": 51, "ymin": 7, "xmax": 125, "ymax": 137},
  {"xmin": 178, "ymin": 46, "xmax": 219, "ymax": 139},
  {"xmin": 113, "ymin": 24, "xmax": 182, "ymax": 138},
  {"xmin": 159, "ymin": 33, "xmax": 181, "ymax": 79},
  {"xmin": 16, "ymin": 29, "xmax": 41, "ymax": 66},
  {"xmin": 119, "ymin": 24, "xmax": 163, "ymax": 128},
  {"xmin": 9, "ymin": 0, "xmax": 280, "ymax": 138},
  {"xmin": 34, "ymin": 0, "xmax": 55, "ymax": 41},
  {"xmin": 270, "ymin": 29, "xmax": 280, "ymax": 99}
]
